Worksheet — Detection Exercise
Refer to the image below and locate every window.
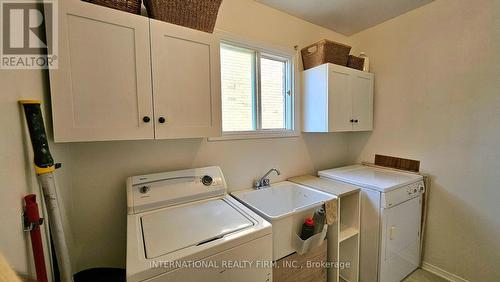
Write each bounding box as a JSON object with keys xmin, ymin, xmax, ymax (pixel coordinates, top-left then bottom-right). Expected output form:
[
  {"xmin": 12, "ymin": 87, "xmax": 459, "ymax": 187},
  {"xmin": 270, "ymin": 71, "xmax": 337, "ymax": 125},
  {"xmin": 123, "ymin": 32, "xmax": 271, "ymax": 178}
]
[{"xmin": 220, "ymin": 42, "xmax": 294, "ymax": 136}]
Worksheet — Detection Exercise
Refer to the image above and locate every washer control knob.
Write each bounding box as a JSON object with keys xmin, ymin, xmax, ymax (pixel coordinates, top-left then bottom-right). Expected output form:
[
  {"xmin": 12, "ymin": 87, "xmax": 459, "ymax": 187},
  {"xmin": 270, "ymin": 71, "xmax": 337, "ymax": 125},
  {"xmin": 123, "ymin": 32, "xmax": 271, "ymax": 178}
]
[
  {"xmin": 201, "ymin": 175, "xmax": 213, "ymax": 186},
  {"xmin": 139, "ymin": 186, "xmax": 150, "ymax": 194}
]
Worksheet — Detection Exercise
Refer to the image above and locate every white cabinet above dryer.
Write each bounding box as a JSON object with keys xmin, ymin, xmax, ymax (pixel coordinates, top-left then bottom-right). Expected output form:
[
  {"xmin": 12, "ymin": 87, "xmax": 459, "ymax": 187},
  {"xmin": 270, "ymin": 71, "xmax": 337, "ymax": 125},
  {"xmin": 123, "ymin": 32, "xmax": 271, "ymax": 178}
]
[
  {"xmin": 302, "ymin": 63, "xmax": 374, "ymax": 132},
  {"xmin": 48, "ymin": 0, "xmax": 221, "ymax": 142}
]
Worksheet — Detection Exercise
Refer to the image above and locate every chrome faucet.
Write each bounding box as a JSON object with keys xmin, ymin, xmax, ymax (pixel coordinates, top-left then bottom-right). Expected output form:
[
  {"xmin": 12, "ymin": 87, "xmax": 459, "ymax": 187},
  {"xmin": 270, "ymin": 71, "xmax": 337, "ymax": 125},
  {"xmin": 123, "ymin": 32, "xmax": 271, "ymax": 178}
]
[{"xmin": 254, "ymin": 168, "xmax": 281, "ymax": 189}]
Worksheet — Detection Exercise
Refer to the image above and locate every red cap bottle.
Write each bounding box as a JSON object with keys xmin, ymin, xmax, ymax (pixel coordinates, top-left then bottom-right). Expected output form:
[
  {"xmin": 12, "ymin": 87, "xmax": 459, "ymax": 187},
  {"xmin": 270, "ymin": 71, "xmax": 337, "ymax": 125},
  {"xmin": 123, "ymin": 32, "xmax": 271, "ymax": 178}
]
[{"xmin": 301, "ymin": 217, "xmax": 315, "ymax": 240}]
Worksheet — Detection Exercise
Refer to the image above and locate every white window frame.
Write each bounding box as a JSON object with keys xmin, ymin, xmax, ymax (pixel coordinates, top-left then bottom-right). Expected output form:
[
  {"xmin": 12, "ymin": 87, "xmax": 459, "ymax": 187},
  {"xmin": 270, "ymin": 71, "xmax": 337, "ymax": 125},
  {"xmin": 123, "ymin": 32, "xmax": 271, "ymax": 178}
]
[{"xmin": 210, "ymin": 31, "xmax": 300, "ymax": 141}]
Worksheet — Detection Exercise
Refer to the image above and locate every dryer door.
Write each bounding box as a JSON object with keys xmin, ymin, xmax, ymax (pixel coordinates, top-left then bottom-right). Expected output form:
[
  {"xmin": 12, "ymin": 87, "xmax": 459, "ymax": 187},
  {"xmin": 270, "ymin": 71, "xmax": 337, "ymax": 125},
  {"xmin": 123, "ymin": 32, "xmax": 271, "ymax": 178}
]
[{"xmin": 380, "ymin": 196, "xmax": 422, "ymax": 282}]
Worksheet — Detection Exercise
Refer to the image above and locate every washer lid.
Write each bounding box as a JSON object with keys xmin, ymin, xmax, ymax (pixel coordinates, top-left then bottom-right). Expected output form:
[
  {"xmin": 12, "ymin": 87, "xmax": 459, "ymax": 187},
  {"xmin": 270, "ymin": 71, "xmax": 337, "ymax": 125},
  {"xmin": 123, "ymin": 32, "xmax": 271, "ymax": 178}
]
[
  {"xmin": 319, "ymin": 165, "xmax": 423, "ymax": 192},
  {"xmin": 141, "ymin": 199, "xmax": 254, "ymax": 259}
]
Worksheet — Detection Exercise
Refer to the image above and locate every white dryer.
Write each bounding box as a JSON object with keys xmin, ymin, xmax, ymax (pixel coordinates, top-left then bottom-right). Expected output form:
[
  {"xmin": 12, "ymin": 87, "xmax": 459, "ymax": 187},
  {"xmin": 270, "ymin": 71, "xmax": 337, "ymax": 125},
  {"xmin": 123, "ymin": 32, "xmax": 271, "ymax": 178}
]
[
  {"xmin": 319, "ymin": 165, "xmax": 424, "ymax": 282},
  {"xmin": 126, "ymin": 166, "xmax": 272, "ymax": 282}
]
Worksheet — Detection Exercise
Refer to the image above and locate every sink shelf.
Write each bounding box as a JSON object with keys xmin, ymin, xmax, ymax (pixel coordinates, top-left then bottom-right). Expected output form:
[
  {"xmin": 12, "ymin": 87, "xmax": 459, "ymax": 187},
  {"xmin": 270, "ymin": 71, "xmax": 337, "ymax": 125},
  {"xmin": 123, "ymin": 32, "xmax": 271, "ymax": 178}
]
[
  {"xmin": 340, "ymin": 275, "xmax": 351, "ymax": 282},
  {"xmin": 332, "ymin": 189, "xmax": 361, "ymax": 282},
  {"xmin": 339, "ymin": 226, "xmax": 359, "ymax": 243}
]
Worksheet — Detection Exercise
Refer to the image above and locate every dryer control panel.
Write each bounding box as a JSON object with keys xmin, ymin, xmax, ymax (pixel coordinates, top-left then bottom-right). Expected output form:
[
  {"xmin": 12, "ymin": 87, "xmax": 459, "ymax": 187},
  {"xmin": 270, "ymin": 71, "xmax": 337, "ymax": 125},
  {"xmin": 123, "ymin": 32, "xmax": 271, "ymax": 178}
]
[{"xmin": 381, "ymin": 180, "xmax": 425, "ymax": 208}]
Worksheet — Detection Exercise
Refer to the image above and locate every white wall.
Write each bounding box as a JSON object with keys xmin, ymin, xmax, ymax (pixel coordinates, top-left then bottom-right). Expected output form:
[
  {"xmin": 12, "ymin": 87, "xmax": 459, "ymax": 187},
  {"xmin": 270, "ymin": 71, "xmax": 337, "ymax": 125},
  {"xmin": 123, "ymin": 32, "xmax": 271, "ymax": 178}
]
[
  {"xmin": 59, "ymin": 0, "xmax": 353, "ymax": 272},
  {"xmin": 349, "ymin": 0, "xmax": 500, "ymax": 280}
]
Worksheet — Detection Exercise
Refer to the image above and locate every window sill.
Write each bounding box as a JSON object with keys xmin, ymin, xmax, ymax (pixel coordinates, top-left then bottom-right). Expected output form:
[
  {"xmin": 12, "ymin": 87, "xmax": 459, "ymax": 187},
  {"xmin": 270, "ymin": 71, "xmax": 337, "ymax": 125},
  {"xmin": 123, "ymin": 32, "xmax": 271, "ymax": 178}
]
[{"xmin": 208, "ymin": 130, "xmax": 300, "ymax": 141}]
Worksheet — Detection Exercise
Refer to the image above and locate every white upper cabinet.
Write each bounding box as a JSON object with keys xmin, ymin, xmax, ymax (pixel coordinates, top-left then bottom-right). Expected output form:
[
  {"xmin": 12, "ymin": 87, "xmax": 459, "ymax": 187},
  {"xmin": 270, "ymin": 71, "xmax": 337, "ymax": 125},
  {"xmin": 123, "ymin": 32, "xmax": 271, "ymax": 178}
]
[
  {"xmin": 350, "ymin": 71, "xmax": 374, "ymax": 131},
  {"xmin": 150, "ymin": 20, "xmax": 222, "ymax": 139},
  {"xmin": 49, "ymin": 1, "xmax": 221, "ymax": 142},
  {"xmin": 302, "ymin": 63, "xmax": 374, "ymax": 132},
  {"xmin": 50, "ymin": 0, "xmax": 154, "ymax": 142}
]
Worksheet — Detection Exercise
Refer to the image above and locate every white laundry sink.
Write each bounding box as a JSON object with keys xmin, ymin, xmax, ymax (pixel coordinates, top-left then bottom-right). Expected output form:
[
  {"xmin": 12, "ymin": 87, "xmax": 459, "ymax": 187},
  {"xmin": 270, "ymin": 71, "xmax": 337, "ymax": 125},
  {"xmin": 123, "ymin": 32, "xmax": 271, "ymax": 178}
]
[
  {"xmin": 231, "ymin": 181, "xmax": 333, "ymax": 219},
  {"xmin": 232, "ymin": 181, "xmax": 335, "ymax": 260}
]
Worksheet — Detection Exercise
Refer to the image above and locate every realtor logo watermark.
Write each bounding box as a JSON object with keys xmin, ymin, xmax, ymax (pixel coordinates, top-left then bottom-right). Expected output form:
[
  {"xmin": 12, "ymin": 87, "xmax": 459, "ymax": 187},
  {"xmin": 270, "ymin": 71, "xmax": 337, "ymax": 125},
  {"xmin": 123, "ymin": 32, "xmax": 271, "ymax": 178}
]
[{"xmin": 1, "ymin": 0, "xmax": 57, "ymax": 69}]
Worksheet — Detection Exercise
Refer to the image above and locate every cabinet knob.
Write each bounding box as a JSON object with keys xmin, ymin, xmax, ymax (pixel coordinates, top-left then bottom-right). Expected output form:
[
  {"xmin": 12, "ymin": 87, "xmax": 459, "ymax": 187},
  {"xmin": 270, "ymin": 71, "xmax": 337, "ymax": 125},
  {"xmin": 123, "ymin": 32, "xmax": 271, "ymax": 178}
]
[
  {"xmin": 354, "ymin": 119, "xmax": 359, "ymax": 123},
  {"xmin": 158, "ymin": 117, "xmax": 166, "ymax": 124},
  {"xmin": 350, "ymin": 119, "xmax": 354, "ymax": 123},
  {"xmin": 142, "ymin": 116, "xmax": 150, "ymax": 123}
]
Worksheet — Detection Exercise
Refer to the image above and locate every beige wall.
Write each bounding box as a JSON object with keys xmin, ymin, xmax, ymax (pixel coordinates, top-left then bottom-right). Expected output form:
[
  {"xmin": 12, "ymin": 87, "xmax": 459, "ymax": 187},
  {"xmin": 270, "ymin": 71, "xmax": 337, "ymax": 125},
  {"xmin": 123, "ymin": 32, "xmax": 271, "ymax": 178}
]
[
  {"xmin": 0, "ymin": 67, "xmax": 74, "ymax": 279},
  {"xmin": 349, "ymin": 0, "xmax": 500, "ymax": 280},
  {"xmin": 58, "ymin": 0, "xmax": 352, "ymax": 272},
  {"xmin": 4, "ymin": 0, "xmax": 499, "ymax": 280},
  {"xmin": 0, "ymin": 69, "xmax": 46, "ymax": 276},
  {"xmin": 68, "ymin": 135, "xmax": 352, "ymax": 270}
]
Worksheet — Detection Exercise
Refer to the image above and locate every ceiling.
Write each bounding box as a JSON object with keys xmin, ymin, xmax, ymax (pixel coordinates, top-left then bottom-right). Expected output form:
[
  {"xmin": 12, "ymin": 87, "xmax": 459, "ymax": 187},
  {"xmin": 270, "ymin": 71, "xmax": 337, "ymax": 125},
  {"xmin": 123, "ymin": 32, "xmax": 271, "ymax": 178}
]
[{"xmin": 256, "ymin": 0, "xmax": 433, "ymax": 35}]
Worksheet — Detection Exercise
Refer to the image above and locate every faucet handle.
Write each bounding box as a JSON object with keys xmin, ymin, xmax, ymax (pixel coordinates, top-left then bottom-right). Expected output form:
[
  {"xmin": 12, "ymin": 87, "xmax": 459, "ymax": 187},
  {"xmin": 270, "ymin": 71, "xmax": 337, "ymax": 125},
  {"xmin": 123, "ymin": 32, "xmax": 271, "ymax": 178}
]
[
  {"xmin": 254, "ymin": 178, "xmax": 270, "ymax": 189},
  {"xmin": 262, "ymin": 179, "xmax": 270, "ymax": 187}
]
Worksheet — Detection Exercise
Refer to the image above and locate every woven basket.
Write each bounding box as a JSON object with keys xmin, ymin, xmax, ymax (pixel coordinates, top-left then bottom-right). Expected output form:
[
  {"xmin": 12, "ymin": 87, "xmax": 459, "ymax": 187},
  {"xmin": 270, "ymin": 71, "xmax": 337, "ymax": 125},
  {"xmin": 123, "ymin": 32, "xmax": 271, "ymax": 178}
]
[
  {"xmin": 82, "ymin": 0, "xmax": 142, "ymax": 14},
  {"xmin": 144, "ymin": 0, "xmax": 222, "ymax": 33},
  {"xmin": 301, "ymin": 40, "xmax": 351, "ymax": 70},
  {"xmin": 347, "ymin": 55, "xmax": 365, "ymax": 71}
]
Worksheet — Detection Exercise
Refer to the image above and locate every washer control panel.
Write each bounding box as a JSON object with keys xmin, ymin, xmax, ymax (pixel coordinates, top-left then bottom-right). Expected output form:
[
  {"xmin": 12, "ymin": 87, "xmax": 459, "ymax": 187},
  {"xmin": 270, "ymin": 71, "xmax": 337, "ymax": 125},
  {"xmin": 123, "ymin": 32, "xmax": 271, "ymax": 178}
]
[
  {"xmin": 127, "ymin": 166, "xmax": 227, "ymax": 214},
  {"xmin": 382, "ymin": 180, "xmax": 425, "ymax": 208}
]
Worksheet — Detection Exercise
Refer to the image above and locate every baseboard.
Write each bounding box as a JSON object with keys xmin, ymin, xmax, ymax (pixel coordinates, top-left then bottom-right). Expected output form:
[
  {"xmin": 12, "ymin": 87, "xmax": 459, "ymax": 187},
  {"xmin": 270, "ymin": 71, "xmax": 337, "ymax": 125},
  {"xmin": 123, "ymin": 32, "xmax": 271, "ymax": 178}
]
[{"xmin": 421, "ymin": 261, "xmax": 470, "ymax": 282}]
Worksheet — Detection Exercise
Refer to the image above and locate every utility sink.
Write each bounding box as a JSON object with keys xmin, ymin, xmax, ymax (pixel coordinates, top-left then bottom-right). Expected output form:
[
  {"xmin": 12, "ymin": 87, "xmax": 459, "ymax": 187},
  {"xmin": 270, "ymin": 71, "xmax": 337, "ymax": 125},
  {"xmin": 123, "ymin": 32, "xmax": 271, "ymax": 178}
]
[
  {"xmin": 232, "ymin": 181, "xmax": 335, "ymax": 260},
  {"xmin": 231, "ymin": 181, "xmax": 334, "ymax": 220}
]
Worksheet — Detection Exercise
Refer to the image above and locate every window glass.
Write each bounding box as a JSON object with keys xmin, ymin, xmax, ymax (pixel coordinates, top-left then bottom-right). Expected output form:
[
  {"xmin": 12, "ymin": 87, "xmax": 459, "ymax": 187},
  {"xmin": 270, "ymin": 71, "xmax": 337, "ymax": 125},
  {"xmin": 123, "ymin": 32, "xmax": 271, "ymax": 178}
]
[
  {"xmin": 220, "ymin": 42, "xmax": 293, "ymax": 135},
  {"xmin": 220, "ymin": 45, "xmax": 255, "ymax": 131},
  {"xmin": 261, "ymin": 57, "xmax": 286, "ymax": 129}
]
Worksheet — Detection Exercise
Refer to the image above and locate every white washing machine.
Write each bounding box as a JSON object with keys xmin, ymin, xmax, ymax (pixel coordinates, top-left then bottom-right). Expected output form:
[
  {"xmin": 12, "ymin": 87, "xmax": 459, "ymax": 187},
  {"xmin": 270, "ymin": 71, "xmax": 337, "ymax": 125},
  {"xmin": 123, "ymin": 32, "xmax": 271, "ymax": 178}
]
[
  {"xmin": 126, "ymin": 166, "xmax": 272, "ymax": 282},
  {"xmin": 318, "ymin": 165, "xmax": 424, "ymax": 282}
]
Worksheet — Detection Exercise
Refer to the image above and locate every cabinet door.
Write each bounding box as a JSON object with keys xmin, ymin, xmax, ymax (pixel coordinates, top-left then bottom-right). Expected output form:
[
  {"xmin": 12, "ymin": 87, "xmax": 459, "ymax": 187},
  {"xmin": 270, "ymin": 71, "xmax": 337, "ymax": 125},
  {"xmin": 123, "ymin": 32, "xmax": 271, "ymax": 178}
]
[
  {"xmin": 150, "ymin": 20, "xmax": 222, "ymax": 139},
  {"xmin": 302, "ymin": 65, "xmax": 329, "ymax": 132},
  {"xmin": 351, "ymin": 72, "xmax": 374, "ymax": 131},
  {"xmin": 327, "ymin": 65, "xmax": 353, "ymax": 132},
  {"xmin": 49, "ymin": 0, "xmax": 154, "ymax": 142}
]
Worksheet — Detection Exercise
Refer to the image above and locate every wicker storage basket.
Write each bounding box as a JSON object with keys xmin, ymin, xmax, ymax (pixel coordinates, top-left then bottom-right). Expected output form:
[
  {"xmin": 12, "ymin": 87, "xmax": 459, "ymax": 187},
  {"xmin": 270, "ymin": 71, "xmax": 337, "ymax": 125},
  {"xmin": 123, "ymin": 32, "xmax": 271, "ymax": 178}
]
[
  {"xmin": 301, "ymin": 39, "xmax": 351, "ymax": 70},
  {"xmin": 144, "ymin": 0, "xmax": 222, "ymax": 33},
  {"xmin": 82, "ymin": 0, "xmax": 142, "ymax": 14},
  {"xmin": 347, "ymin": 55, "xmax": 365, "ymax": 71}
]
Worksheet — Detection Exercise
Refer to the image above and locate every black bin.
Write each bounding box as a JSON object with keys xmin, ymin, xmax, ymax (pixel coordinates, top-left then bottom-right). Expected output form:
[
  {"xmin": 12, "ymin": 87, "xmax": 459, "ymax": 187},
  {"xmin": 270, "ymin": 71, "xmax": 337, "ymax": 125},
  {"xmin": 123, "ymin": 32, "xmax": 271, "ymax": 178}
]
[{"xmin": 74, "ymin": 268, "xmax": 125, "ymax": 282}]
